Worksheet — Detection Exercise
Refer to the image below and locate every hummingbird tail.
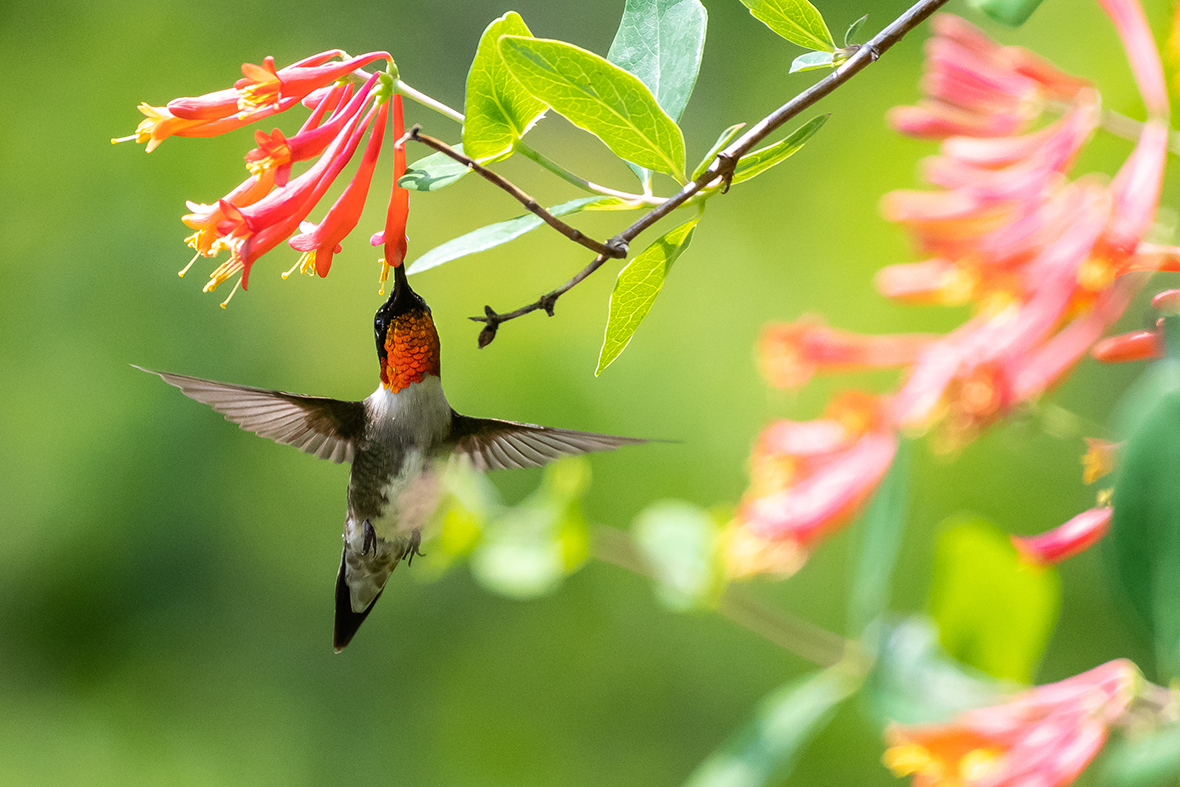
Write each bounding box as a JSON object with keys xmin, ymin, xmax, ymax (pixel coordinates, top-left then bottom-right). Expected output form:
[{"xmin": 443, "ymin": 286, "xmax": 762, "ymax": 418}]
[{"xmin": 332, "ymin": 548, "xmax": 385, "ymax": 652}]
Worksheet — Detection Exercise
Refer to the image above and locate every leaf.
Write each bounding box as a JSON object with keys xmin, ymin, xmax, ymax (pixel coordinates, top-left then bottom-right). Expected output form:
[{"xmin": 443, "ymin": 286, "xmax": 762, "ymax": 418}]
[
  {"xmin": 739, "ymin": 0, "xmax": 834, "ymax": 52},
  {"xmin": 691, "ymin": 122, "xmax": 746, "ymax": 181},
  {"xmin": 864, "ymin": 617, "xmax": 1003, "ymax": 726},
  {"xmin": 399, "ymin": 146, "xmax": 470, "ymax": 192},
  {"xmin": 1109, "ymin": 354, "xmax": 1180, "ymax": 679},
  {"xmin": 929, "ymin": 516, "xmax": 1060, "ymax": 683},
  {"xmin": 596, "ymin": 217, "xmax": 698, "ymax": 375},
  {"xmin": 462, "ymin": 12, "xmax": 549, "ymax": 163},
  {"xmin": 607, "ymin": 0, "xmax": 708, "ymax": 185},
  {"xmin": 499, "ymin": 35, "xmax": 687, "ymax": 180},
  {"xmin": 789, "ymin": 50, "xmax": 834, "ymax": 74},
  {"xmin": 968, "ymin": 0, "xmax": 1047, "ymax": 27},
  {"xmin": 730, "ymin": 115, "xmax": 827, "ymax": 185},
  {"xmin": 844, "ymin": 14, "xmax": 868, "ymax": 47},
  {"xmin": 633, "ymin": 500, "xmax": 721, "ymax": 611},
  {"xmin": 848, "ymin": 439, "xmax": 910, "ymax": 635},
  {"xmin": 407, "ymin": 196, "xmax": 606, "ymax": 274},
  {"xmin": 683, "ymin": 664, "xmax": 861, "ymax": 787},
  {"xmin": 1100, "ymin": 723, "xmax": 1180, "ymax": 787}
]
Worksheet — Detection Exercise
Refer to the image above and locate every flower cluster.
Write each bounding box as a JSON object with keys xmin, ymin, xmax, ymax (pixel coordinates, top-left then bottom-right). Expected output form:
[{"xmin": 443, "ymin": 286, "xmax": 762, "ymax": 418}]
[
  {"xmin": 114, "ymin": 51, "xmax": 411, "ymax": 305},
  {"xmin": 884, "ymin": 660, "xmax": 1139, "ymax": 787},
  {"xmin": 725, "ymin": 0, "xmax": 1171, "ymax": 578}
]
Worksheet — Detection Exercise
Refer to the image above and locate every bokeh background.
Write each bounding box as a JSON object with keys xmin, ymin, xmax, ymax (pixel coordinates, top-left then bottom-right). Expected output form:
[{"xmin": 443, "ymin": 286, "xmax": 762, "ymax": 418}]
[{"xmin": 0, "ymin": 0, "xmax": 1173, "ymax": 783}]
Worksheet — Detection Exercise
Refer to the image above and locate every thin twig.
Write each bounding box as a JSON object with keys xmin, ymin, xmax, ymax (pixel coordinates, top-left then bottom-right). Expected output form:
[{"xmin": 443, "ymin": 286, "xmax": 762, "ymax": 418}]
[
  {"xmin": 472, "ymin": 0, "xmax": 954, "ymax": 343},
  {"xmin": 408, "ymin": 127, "xmax": 628, "ymax": 261},
  {"xmin": 591, "ymin": 525, "xmax": 848, "ymax": 667}
]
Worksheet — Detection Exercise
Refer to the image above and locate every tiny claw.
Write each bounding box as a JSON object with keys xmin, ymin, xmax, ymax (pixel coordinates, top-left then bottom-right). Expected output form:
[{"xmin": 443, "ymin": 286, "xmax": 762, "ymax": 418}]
[
  {"xmin": 405, "ymin": 529, "xmax": 425, "ymax": 566},
  {"xmin": 362, "ymin": 520, "xmax": 377, "ymax": 556}
]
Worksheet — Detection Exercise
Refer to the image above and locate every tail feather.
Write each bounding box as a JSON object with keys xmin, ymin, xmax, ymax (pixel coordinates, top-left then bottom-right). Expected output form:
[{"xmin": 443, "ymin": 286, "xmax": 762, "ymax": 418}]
[{"xmin": 333, "ymin": 549, "xmax": 385, "ymax": 652}]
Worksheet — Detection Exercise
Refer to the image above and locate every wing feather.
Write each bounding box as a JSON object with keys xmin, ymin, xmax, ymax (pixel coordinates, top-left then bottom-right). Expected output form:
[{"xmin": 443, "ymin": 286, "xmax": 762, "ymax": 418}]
[
  {"xmin": 448, "ymin": 413, "xmax": 647, "ymax": 472},
  {"xmin": 137, "ymin": 366, "xmax": 366, "ymax": 464}
]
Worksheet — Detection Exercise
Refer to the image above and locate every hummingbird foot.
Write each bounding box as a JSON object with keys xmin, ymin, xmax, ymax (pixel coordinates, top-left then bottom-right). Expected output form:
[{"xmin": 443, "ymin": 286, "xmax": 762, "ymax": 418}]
[
  {"xmin": 362, "ymin": 520, "xmax": 377, "ymax": 556},
  {"xmin": 405, "ymin": 529, "xmax": 426, "ymax": 566}
]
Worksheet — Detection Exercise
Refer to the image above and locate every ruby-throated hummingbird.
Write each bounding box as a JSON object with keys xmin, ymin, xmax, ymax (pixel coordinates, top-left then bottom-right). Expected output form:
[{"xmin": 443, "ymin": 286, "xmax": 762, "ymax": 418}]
[{"xmin": 139, "ymin": 264, "xmax": 646, "ymax": 651}]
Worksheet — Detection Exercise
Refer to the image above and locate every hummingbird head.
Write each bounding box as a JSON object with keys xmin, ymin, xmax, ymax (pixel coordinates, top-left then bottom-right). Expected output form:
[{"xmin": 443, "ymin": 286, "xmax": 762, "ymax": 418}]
[{"xmin": 373, "ymin": 264, "xmax": 441, "ymax": 391}]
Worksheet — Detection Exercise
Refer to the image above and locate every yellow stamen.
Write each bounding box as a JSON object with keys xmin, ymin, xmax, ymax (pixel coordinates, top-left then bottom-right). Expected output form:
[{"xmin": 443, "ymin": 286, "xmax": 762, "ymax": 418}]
[
  {"xmin": 958, "ymin": 748, "xmax": 1003, "ymax": 782},
  {"xmin": 110, "ymin": 135, "xmax": 138, "ymax": 145},
  {"xmin": 1078, "ymin": 257, "xmax": 1116, "ymax": 292},
  {"xmin": 882, "ymin": 744, "xmax": 934, "ymax": 778},
  {"xmin": 178, "ymin": 252, "xmax": 200, "ymax": 278},
  {"xmin": 378, "ymin": 257, "xmax": 391, "ymax": 295},
  {"xmin": 1097, "ymin": 487, "xmax": 1114, "ymax": 506},
  {"xmin": 219, "ymin": 278, "xmax": 242, "ymax": 309},
  {"xmin": 204, "ymin": 258, "xmax": 243, "ymax": 293}
]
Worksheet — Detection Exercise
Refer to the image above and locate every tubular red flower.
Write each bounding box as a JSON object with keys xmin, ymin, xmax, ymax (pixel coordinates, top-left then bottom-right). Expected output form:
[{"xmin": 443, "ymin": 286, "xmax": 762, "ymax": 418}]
[
  {"xmin": 1091, "ymin": 328, "xmax": 1164, "ymax": 363},
  {"xmin": 382, "ymin": 94, "xmax": 410, "ymax": 271},
  {"xmin": 1012, "ymin": 507, "xmax": 1113, "ymax": 564},
  {"xmin": 235, "ymin": 51, "xmax": 389, "ymax": 112},
  {"xmin": 759, "ymin": 318, "xmax": 937, "ymax": 389}
]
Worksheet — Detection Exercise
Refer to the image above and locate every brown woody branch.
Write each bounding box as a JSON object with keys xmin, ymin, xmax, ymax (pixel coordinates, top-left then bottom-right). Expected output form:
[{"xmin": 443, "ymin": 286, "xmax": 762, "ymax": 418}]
[{"xmin": 471, "ymin": 0, "xmax": 953, "ymax": 346}]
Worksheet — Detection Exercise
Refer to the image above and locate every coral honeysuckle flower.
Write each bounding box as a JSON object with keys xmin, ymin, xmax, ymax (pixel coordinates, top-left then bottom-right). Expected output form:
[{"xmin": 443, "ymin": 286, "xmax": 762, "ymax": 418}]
[
  {"xmin": 181, "ymin": 167, "xmax": 278, "ymax": 259},
  {"xmin": 113, "ymin": 96, "xmax": 303, "ymax": 152},
  {"xmin": 1091, "ymin": 326, "xmax": 1164, "ymax": 363},
  {"xmin": 382, "ymin": 94, "xmax": 411, "ymax": 273},
  {"xmin": 245, "ymin": 84, "xmax": 353, "ymax": 186},
  {"xmin": 1011, "ymin": 506, "xmax": 1113, "ymax": 564},
  {"xmin": 287, "ymin": 99, "xmax": 389, "ymax": 278},
  {"xmin": 759, "ymin": 318, "xmax": 937, "ymax": 389},
  {"xmin": 884, "ymin": 660, "xmax": 1138, "ymax": 787},
  {"xmin": 235, "ymin": 51, "xmax": 389, "ymax": 112}
]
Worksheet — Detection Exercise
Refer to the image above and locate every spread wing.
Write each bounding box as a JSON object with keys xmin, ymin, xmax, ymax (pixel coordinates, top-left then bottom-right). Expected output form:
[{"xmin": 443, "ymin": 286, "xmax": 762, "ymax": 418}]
[
  {"xmin": 448, "ymin": 412, "xmax": 647, "ymax": 472},
  {"xmin": 137, "ymin": 366, "xmax": 366, "ymax": 464}
]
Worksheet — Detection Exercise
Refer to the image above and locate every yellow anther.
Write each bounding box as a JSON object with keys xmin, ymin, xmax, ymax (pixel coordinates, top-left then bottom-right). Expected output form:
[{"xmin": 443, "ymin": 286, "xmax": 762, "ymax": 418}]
[
  {"xmin": 178, "ymin": 252, "xmax": 199, "ymax": 278},
  {"xmin": 219, "ymin": 278, "xmax": 242, "ymax": 309},
  {"xmin": 958, "ymin": 748, "xmax": 1003, "ymax": 782},
  {"xmin": 882, "ymin": 744, "xmax": 934, "ymax": 777}
]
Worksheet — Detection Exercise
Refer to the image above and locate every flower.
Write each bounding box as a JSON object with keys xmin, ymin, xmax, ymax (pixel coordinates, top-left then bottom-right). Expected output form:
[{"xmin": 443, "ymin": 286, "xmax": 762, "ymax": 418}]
[
  {"xmin": 883, "ymin": 659, "xmax": 1138, "ymax": 787},
  {"xmin": 1011, "ymin": 506, "xmax": 1112, "ymax": 564}
]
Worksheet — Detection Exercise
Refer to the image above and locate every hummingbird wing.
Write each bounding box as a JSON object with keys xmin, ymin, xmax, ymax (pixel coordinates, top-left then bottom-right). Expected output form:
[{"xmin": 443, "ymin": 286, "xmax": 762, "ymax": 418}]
[
  {"xmin": 137, "ymin": 366, "xmax": 366, "ymax": 464},
  {"xmin": 448, "ymin": 413, "xmax": 647, "ymax": 472}
]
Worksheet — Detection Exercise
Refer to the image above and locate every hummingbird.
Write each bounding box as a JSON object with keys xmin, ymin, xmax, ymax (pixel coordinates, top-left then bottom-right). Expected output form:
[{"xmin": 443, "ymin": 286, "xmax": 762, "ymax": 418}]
[{"xmin": 138, "ymin": 264, "xmax": 646, "ymax": 651}]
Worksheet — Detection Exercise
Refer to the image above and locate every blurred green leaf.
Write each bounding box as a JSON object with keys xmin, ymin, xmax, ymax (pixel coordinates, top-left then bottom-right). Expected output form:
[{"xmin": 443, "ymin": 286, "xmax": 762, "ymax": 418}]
[
  {"xmin": 844, "ymin": 14, "xmax": 868, "ymax": 46},
  {"xmin": 848, "ymin": 440, "xmax": 910, "ymax": 635},
  {"xmin": 730, "ymin": 115, "xmax": 827, "ymax": 185},
  {"xmin": 929, "ymin": 516, "xmax": 1060, "ymax": 683},
  {"xmin": 968, "ymin": 0, "xmax": 1046, "ymax": 27},
  {"xmin": 789, "ymin": 51, "xmax": 834, "ymax": 74},
  {"xmin": 499, "ymin": 35, "xmax": 687, "ymax": 180},
  {"xmin": 399, "ymin": 145, "xmax": 471, "ymax": 191},
  {"xmin": 408, "ymin": 197, "xmax": 607, "ymax": 274},
  {"xmin": 596, "ymin": 217, "xmax": 698, "ymax": 375},
  {"xmin": 607, "ymin": 0, "xmax": 707, "ymax": 186},
  {"xmin": 463, "ymin": 12, "xmax": 549, "ymax": 163},
  {"xmin": 691, "ymin": 122, "xmax": 746, "ymax": 181},
  {"xmin": 864, "ymin": 617, "xmax": 1003, "ymax": 726},
  {"xmin": 739, "ymin": 0, "xmax": 834, "ymax": 52},
  {"xmin": 1100, "ymin": 723, "xmax": 1180, "ymax": 787},
  {"xmin": 633, "ymin": 499, "xmax": 721, "ymax": 611},
  {"xmin": 683, "ymin": 663, "xmax": 861, "ymax": 787},
  {"xmin": 1110, "ymin": 352, "xmax": 1180, "ymax": 679}
]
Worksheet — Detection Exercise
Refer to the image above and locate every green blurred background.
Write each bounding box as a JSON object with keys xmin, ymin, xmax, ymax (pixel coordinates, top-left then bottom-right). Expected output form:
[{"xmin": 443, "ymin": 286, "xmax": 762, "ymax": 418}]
[{"xmin": 0, "ymin": 0, "xmax": 1173, "ymax": 783}]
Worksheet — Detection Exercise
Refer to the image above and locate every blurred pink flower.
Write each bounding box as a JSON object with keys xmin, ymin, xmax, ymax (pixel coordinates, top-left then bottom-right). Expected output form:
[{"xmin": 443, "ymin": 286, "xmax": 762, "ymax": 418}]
[{"xmin": 1012, "ymin": 506, "xmax": 1112, "ymax": 565}]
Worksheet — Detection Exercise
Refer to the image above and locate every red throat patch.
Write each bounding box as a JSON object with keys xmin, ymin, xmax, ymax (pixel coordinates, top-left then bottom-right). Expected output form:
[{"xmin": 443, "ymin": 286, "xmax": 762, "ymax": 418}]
[{"xmin": 380, "ymin": 308, "xmax": 441, "ymax": 392}]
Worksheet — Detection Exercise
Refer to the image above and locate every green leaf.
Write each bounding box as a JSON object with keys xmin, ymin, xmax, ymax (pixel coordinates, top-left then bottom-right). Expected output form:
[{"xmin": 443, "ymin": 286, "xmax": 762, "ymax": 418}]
[
  {"xmin": 691, "ymin": 122, "xmax": 746, "ymax": 181},
  {"xmin": 739, "ymin": 0, "xmax": 834, "ymax": 52},
  {"xmin": 462, "ymin": 12, "xmax": 549, "ymax": 163},
  {"xmin": 844, "ymin": 14, "xmax": 868, "ymax": 47},
  {"xmin": 407, "ymin": 196, "xmax": 606, "ymax": 274},
  {"xmin": 968, "ymin": 0, "xmax": 1046, "ymax": 27},
  {"xmin": 848, "ymin": 440, "xmax": 910, "ymax": 635},
  {"xmin": 1100, "ymin": 723, "xmax": 1180, "ymax": 787},
  {"xmin": 607, "ymin": 0, "xmax": 707, "ymax": 186},
  {"xmin": 865, "ymin": 617, "xmax": 1002, "ymax": 726},
  {"xmin": 633, "ymin": 500, "xmax": 721, "ymax": 611},
  {"xmin": 1109, "ymin": 354, "xmax": 1180, "ymax": 679},
  {"xmin": 929, "ymin": 516, "xmax": 1060, "ymax": 683},
  {"xmin": 683, "ymin": 665, "xmax": 861, "ymax": 787},
  {"xmin": 399, "ymin": 145, "xmax": 471, "ymax": 192},
  {"xmin": 730, "ymin": 114, "xmax": 827, "ymax": 186},
  {"xmin": 596, "ymin": 217, "xmax": 698, "ymax": 375},
  {"xmin": 789, "ymin": 50, "xmax": 834, "ymax": 74},
  {"xmin": 499, "ymin": 35, "xmax": 687, "ymax": 180}
]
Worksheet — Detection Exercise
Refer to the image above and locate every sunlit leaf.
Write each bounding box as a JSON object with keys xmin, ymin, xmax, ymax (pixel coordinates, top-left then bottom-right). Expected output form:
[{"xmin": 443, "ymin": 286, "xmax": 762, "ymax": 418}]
[
  {"xmin": 399, "ymin": 145, "xmax": 471, "ymax": 192},
  {"xmin": 499, "ymin": 35, "xmax": 687, "ymax": 180},
  {"xmin": 596, "ymin": 217, "xmax": 698, "ymax": 375},
  {"xmin": 633, "ymin": 499, "xmax": 721, "ymax": 610},
  {"xmin": 462, "ymin": 12, "xmax": 549, "ymax": 163},
  {"xmin": 865, "ymin": 617, "xmax": 1003, "ymax": 726},
  {"xmin": 683, "ymin": 664, "xmax": 861, "ymax": 787},
  {"xmin": 607, "ymin": 0, "xmax": 707, "ymax": 186},
  {"xmin": 730, "ymin": 114, "xmax": 827, "ymax": 185},
  {"xmin": 1109, "ymin": 346, "xmax": 1180, "ymax": 679},
  {"xmin": 407, "ymin": 196, "xmax": 607, "ymax": 274},
  {"xmin": 969, "ymin": 0, "xmax": 1046, "ymax": 27},
  {"xmin": 848, "ymin": 440, "xmax": 910, "ymax": 635},
  {"xmin": 739, "ymin": 0, "xmax": 835, "ymax": 52},
  {"xmin": 789, "ymin": 50, "xmax": 834, "ymax": 74},
  {"xmin": 844, "ymin": 14, "xmax": 868, "ymax": 46},
  {"xmin": 929, "ymin": 516, "xmax": 1060, "ymax": 683},
  {"xmin": 691, "ymin": 122, "xmax": 746, "ymax": 181}
]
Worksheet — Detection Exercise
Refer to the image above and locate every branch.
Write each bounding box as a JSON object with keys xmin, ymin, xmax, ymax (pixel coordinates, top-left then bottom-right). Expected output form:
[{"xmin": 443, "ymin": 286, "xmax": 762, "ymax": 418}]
[
  {"xmin": 472, "ymin": 0, "xmax": 954, "ymax": 344},
  {"xmin": 408, "ymin": 127, "xmax": 629, "ymax": 261}
]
